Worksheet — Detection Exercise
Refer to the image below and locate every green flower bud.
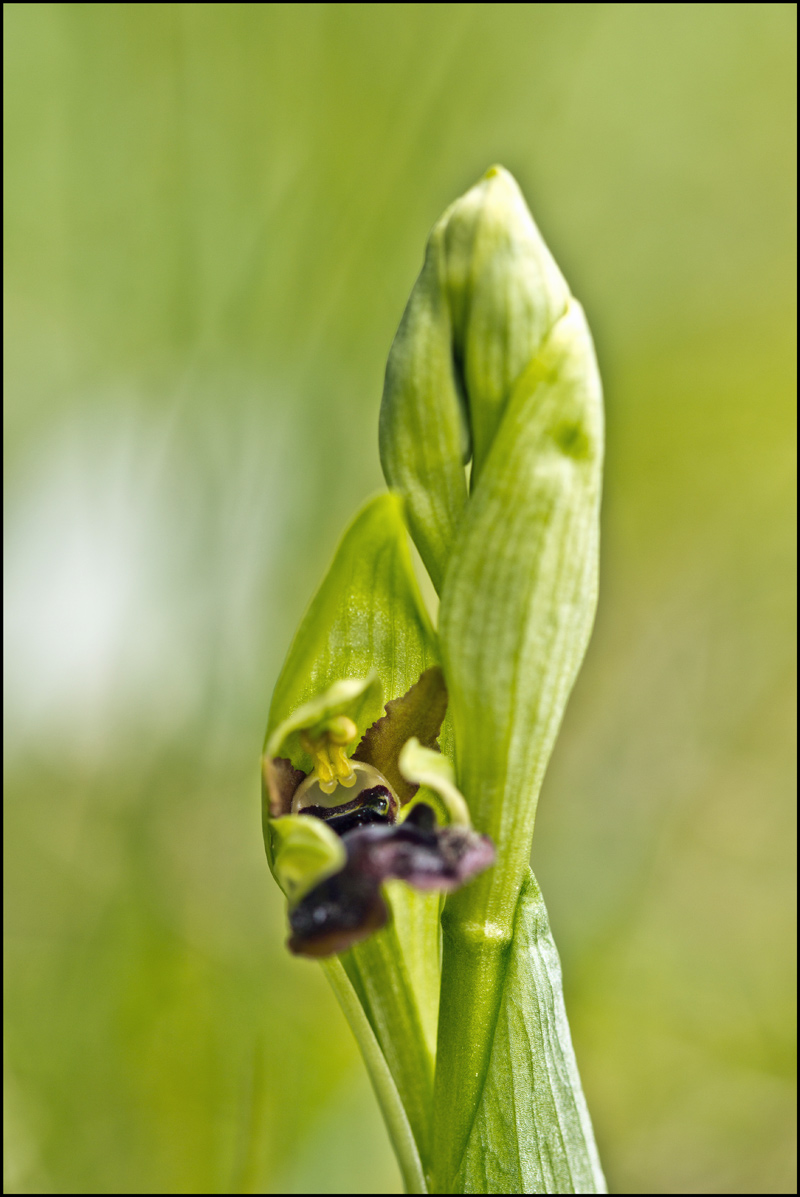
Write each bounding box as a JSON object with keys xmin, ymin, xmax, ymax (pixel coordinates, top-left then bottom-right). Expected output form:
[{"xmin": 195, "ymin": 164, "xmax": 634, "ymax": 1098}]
[{"xmin": 379, "ymin": 165, "xmax": 573, "ymax": 590}]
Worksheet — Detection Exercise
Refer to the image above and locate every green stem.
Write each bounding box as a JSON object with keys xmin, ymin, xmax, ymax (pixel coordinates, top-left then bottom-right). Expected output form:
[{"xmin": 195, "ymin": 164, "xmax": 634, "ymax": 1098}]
[
  {"xmin": 432, "ymin": 890, "xmax": 512, "ymax": 1192},
  {"xmin": 322, "ymin": 957, "xmax": 428, "ymax": 1195},
  {"xmin": 345, "ymin": 917, "xmax": 435, "ymax": 1167}
]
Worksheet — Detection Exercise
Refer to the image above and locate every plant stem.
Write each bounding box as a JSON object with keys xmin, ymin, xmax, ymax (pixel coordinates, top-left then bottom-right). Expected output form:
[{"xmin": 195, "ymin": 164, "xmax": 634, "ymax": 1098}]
[
  {"xmin": 432, "ymin": 892, "xmax": 512, "ymax": 1191},
  {"xmin": 344, "ymin": 915, "xmax": 435, "ymax": 1167},
  {"xmin": 323, "ymin": 957, "xmax": 428, "ymax": 1194}
]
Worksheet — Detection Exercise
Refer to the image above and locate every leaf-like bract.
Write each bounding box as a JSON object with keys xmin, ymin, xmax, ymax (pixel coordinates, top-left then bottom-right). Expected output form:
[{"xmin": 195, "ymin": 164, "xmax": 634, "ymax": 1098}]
[
  {"xmin": 455, "ymin": 871, "xmax": 605, "ymax": 1194},
  {"xmin": 265, "ymin": 491, "xmax": 443, "ymax": 1184}
]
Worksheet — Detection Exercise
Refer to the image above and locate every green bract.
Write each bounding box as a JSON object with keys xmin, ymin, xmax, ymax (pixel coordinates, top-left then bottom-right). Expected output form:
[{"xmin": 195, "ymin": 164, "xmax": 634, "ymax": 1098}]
[{"xmin": 262, "ymin": 166, "xmax": 606, "ymax": 1194}]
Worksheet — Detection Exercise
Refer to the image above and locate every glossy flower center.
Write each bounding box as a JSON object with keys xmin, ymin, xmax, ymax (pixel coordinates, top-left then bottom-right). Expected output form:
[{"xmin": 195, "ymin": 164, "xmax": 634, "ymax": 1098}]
[{"xmin": 292, "ymin": 760, "xmax": 398, "ymax": 816}]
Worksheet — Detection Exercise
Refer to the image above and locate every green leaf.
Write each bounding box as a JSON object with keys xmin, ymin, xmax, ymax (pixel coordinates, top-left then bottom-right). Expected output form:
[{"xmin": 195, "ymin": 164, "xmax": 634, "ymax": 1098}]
[
  {"xmin": 453, "ymin": 871, "xmax": 606, "ymax": 1195},
  {"xmin": 269, "ymin": 814, "xmax": 346, "ymax": 905}
]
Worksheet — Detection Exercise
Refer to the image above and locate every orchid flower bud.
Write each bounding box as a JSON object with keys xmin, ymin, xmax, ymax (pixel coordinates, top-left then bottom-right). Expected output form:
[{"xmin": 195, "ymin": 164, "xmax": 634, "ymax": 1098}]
[{"xmin": 262, "ymin": 167, "xmax": 605, "ymax": 1195}]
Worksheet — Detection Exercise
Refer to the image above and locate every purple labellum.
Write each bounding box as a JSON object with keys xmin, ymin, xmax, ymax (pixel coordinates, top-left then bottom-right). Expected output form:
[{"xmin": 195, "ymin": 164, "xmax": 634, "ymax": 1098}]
[{"xmin": 288, "ymin": 803, "xmax": 495, "ymax": 957}]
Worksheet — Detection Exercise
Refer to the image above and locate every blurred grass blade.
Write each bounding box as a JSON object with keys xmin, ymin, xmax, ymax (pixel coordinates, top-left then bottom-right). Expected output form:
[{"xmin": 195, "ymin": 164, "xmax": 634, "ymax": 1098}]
[{"xmin": 454, "ymin": 871, "xmax": 606, "ymax": 1194}]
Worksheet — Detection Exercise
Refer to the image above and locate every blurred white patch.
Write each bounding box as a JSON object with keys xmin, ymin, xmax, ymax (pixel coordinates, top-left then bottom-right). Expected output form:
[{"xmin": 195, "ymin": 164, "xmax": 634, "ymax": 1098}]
[
  {"xmin": 5, "ymin": 407, "xmax": 165, "ymax": 755},
  {"xmin": 4, "ymin": 384, "xmax": 293, "ymax": 763}
]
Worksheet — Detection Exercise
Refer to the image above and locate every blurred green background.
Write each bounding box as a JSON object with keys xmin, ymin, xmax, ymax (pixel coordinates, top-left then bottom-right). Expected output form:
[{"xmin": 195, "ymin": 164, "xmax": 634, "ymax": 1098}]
[{"xmin": 4, "ymin": 4, "xmax": 796, "ymax": 1193}]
